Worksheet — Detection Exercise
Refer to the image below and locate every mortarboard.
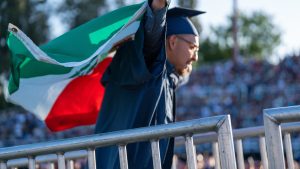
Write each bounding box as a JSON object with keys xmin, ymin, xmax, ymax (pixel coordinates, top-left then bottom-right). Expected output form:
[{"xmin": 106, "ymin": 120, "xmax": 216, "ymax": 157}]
[{"xmin": 166, "ymin": 7, "xmax": 205, "ymax": 36}]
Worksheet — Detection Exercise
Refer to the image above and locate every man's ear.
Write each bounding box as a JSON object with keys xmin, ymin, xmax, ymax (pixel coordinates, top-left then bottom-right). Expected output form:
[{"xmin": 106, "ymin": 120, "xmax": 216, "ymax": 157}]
[{"xmin": 167, "ymin": 35, "xmax": 177, "ymax": 50}]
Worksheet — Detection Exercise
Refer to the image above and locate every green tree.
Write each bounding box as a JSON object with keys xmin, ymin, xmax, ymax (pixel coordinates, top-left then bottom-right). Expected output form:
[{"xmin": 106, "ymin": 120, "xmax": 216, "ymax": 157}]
[
  {"xmin": 200, "ymin": 11, "xmax": 281, "ymax": 62},
  {"xmin": 199, "ymin": 38, "xmax": 232, "ymax": 62},
  {"xmin": 57, "ymin": 0, "xmax": 153, "ymax": 29},
  {"xmin": 56, "ymin": 0, "xmax": 107, "ymax": 29},
  {"xmin": 0, "ymin": 0, "xmax": 50, "ymax": 73}
]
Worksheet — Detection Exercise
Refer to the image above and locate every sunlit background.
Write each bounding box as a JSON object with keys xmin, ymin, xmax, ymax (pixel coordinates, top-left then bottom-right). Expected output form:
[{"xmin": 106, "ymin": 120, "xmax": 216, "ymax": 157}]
[{"xmin": 1, "ymin": 0, "xmax": 300, "ymax": 168}]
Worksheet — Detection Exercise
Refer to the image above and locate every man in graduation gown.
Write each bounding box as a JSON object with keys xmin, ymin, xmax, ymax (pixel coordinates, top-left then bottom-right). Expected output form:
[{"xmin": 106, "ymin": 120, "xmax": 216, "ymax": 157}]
[{"xmin": 94, "ymin": 0, "xmax": 204, "ymax": 168}]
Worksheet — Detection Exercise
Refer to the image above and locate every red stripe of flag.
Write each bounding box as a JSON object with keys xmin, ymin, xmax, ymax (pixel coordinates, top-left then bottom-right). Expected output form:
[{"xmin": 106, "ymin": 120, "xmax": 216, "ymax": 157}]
[{"xmin": 45, "ymin": 58, "xmax": 112, "ymax": 132}]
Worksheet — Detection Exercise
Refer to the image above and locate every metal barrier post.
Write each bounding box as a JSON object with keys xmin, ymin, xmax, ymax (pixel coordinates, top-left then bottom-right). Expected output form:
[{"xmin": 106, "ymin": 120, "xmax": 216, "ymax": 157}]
[
  {"xmin": 258, "ymin": 136, "xmax": 268, "ymax": 169},
  {"xmin": 235, "ymin": 139, "xmax": 245, "ymax": 169},
  {"xmin": 217, "ymin": 115, "xmax": 237, "ymax": 169},
  {"xmin": 212, "ymin": 142, "xmax": 220, "ymax": 169},
  {"xmin": 28, "ymin": 156, "xmax": 35, "ymax": 169},
  {"xmin": 264, "ymin": 111, "xmax": 285, "ymax": 169},
  {"xmin": 264, "ymin": 105, "xmax": 300, "ymax": 169},
  {"xmin": 118, "ymin": 145, "xmax": 128, "ymax": 169},
  {"xmin": 185, "ymin": 135, "xmax": 197, "ymax": 169},
  {"xmin": 151, "ymin": 140, "xmax": 162, "ymax": 169},
  {"xmin": 66, "ymin": 160, "xmax": 74, "ymax": 169},
  {"xmin": 57, "ymin": 153, "xmax": 66, "ymax": 169},
  {"xmin": 0, "ymin": 161, "xmax": 7, "ymax": 169},
  {"xmin": 284, "ymin": 133, "xmax": 294, "ymax": 169},
  {"xmin": 87, "ymin": 148, "xmax": 96, "ymax": 169}
]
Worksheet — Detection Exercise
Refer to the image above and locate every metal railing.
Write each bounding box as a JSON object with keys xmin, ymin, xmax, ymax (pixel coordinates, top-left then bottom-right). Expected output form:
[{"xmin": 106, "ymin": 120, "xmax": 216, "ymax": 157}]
[
  {"xmin": 3, "ymin": 118, "xmax": 300, "ymax": 169},
  {"xmin": 176, "ymin": 122, "xmax": 300, "ymax": 169},
  {"xmin": 2, "ymin": 106, "xmax": 300, "ymax": 169},
  {"xmin": 0, "ymin": 115, "xmax": 237, "ymax": 169},
  {"xmin": 6, "ymin": 151, "xmax": 87, "ymax": 169},
  {"xmin": 264, "ymin": 105, "xmax": 300, "ymax": 169}
]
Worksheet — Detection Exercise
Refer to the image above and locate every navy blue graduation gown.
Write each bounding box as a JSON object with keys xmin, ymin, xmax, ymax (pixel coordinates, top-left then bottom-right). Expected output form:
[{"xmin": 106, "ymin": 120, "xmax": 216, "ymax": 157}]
[{"xmin": 94, "ymin": 17, "xmax": 177, "ymax": 169}]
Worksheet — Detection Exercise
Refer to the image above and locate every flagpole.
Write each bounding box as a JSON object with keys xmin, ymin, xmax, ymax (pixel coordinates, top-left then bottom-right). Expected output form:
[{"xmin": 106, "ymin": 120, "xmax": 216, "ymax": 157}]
[{"xmin": 232, "ymin": 0, "xmax": 239, "ymax": 64}]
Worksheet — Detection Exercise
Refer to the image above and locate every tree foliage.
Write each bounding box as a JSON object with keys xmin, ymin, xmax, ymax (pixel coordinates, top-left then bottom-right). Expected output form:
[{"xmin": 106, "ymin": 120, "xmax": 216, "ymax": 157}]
[
  {"xmin": 56, "ymin": 0, "xmax": 107, "ymax": 29},
  {"xmin": 200, "ymin": 11, "xmax": 281, "ymax": 62},
  {"xmin": 0, "ymin": 0, "xmax": 49, "ymax": 73}
]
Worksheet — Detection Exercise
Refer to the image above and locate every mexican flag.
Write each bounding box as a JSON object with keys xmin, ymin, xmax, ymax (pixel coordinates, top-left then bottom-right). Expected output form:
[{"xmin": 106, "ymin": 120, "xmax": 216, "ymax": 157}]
[{"xmin": 5, "ymin": 2, "xmax": 147, "ymax": 132}]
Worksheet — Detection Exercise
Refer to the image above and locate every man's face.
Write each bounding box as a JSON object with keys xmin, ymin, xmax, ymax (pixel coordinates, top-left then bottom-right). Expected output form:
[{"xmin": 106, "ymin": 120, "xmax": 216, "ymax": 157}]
[{"xmin": 167, "ymin": 34, "xmax": 199, "ymax": 76}]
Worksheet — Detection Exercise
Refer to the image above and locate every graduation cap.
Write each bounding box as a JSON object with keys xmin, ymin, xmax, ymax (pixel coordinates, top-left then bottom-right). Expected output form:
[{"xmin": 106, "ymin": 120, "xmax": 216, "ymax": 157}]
[{"xmin": 166, "ymin": 7, "xmax": 205, "ymax": 36}]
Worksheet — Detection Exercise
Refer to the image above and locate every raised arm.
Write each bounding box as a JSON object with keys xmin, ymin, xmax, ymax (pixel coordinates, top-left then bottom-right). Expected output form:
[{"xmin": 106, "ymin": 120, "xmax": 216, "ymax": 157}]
[{"xmin": 144, "ymin": 0, "xmax": 169, "ymax": 66}]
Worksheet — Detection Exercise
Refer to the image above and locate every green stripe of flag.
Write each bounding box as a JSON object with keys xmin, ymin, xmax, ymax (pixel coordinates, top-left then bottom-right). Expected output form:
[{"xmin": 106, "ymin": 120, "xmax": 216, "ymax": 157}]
[
  {"xmin": 40, "ymin": 2, "xmax": 144, "ymax": 63},
  {"xmin": 7, "ymin": 2, "xmax": 145, "ymax": 94}
]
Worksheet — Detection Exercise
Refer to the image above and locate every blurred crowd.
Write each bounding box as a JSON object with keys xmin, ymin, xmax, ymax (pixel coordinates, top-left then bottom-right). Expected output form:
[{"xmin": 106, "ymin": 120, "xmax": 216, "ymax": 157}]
[
  {"xmin": 0, "ymin": 107, "xmax": 94, "ymax": 147},
  {"xmin": 177, "ymin": 55, "xmax": 300, "ymax": 128},
  {"xmin": 1, "ymin": 54, "xmax": 300, "ymax": 168}
]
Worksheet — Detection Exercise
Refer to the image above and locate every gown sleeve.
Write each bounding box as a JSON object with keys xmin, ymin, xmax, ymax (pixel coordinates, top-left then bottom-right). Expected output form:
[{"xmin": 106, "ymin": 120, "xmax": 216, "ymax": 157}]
[{"xmin": 101, "ymin": 2, "xmax": 168, "ymax": 87}]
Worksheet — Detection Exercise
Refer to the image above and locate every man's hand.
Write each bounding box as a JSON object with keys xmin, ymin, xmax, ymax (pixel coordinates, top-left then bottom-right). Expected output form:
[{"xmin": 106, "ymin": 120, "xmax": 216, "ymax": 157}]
[{"xmin": 151, "ymin": 0, "xmax": 169, "ymax": 11}]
